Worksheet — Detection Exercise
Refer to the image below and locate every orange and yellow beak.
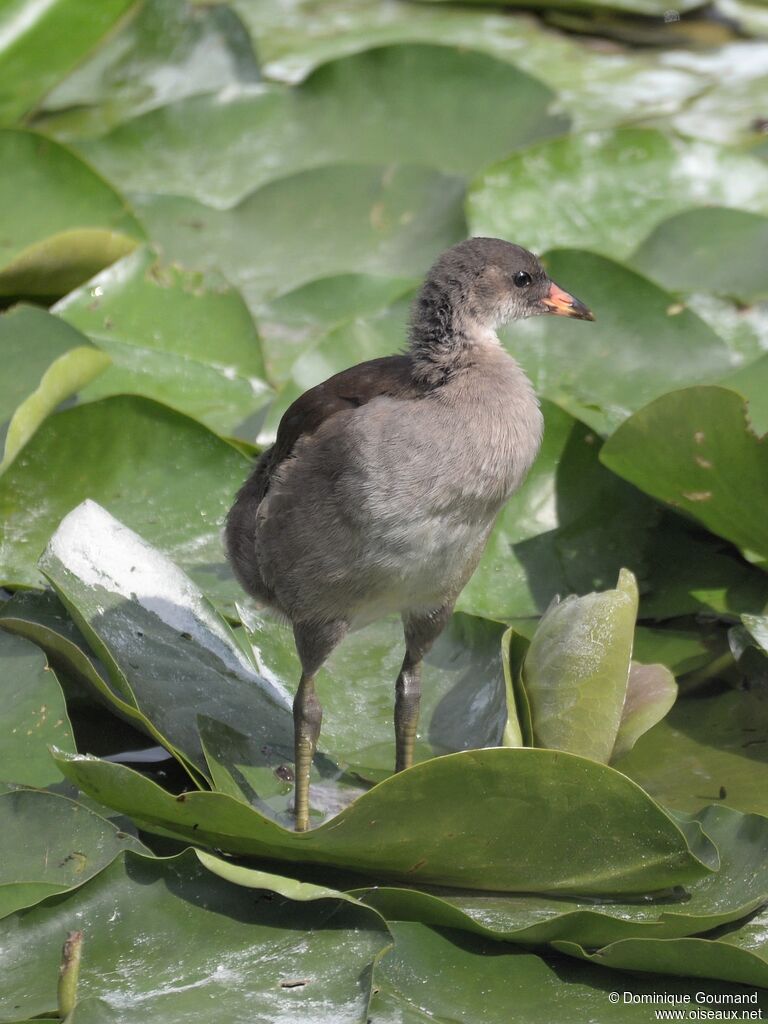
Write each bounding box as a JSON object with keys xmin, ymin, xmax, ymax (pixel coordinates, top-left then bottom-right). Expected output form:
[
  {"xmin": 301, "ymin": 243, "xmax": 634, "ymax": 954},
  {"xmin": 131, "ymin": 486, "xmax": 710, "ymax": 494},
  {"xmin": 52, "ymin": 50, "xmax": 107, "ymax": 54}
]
[{"xmin": 541, "ymin": 281, "xmax": 595, "ymax": 321}]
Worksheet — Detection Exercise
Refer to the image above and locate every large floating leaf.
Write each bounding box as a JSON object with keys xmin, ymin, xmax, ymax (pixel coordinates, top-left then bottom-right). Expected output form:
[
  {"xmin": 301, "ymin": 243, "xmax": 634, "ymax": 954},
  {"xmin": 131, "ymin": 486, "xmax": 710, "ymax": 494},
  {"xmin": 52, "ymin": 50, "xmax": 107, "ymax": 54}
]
[
  {"xmin": 35, "ymin": 0, "xmax": 260, "ymax": 138},
  {"xmin": 418, "ymin": 0, "xmax": 704, "ymax": 14},
  {"xmin": 358, "ymin": 806, "xmax": 768, "ymax": 947},
  {"xmin": 0, "ymin": 849, "xmax": 391, "ymax": 1023},
  {"xmin": 616, "ymin": 689, "xmax": 768, "ymax": 816},
  {"xmin": 54, "ymin": 245, "xmax": 272, "ymax": 438},
  {"xmin": 0, "ymin": 0, "xmax": 136, "ymax": 125},
  {"xmin": 0, "ymin": 588, "xmax": 162, "ymax": 729},
  {"xmin": 722, "ymin": 351, "xmax": 768, "ymax": 437},
  {"xmin": 0, "ymin": 789, "xmax": 146, "ymax": 922},
  {"xmin": 255, "ymin": 273, "xmax": 417, "ymax": 384},
  {"xmin": 54, "ymin": 747, "xmax": 717, "ymax": 894},
  {"xmin": 132, "ymin": 162, "xmax": 466, "ymax": 305},
  {"xmin": 370, "ymin": 921, "xmax": 762, "ymax": 1024},
  {"xmin": 631, "ymin": 207, "xmax": 768, "ymax": 305},
  {"xmin": 78, "ymin": 44, "xmax": 566, "ymax": 207},
  {"xmin": 0, "ymin": 305, "xmax": 109, "ymax": 473},
  {"xmin": 669, "ymin": 41, "xmax": 768, "ymax": 148},
  {"xmin": 0, "ymin": 130, "xmax": 144, "ymax": 298},
  {"xmin": 639, "ymin": 515, "xmax": 768, "ymax": 620},
  {"xmin": 0, "ymin": 395, "xmax": 249, "ymax": 611},
  {"xmin": 0, "ymin": 630, "xmax": 74, "ymax": 787},
  {"xmin": 468, "ymin": 129, "xmax": 768, "ymax": 263},
  {"xmin": 555, "ymin": 932, "xmax": 768, "ymax": 990},
  {"xmin": 242, "ymin": 0, "xmax": 704, "ymax": 99},
  {"xmin": 601, "ymin": 386, "xmax": 768, "ymax": 563},
  {"xmin": 499, "ymin": 249, "xmax": 734, "ymax": 435},
  {"xmin": 40, "ymin": 500, "xmax": 294, "ymax": 800}
]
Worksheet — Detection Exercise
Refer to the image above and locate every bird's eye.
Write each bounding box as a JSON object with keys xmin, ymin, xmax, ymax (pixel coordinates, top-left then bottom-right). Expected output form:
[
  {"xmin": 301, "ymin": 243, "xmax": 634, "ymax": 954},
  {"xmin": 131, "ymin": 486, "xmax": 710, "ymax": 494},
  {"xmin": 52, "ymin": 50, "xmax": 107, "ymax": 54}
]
[{"xmin": 514, "ymin": 271, "xmax": 532, "ymax": 288}]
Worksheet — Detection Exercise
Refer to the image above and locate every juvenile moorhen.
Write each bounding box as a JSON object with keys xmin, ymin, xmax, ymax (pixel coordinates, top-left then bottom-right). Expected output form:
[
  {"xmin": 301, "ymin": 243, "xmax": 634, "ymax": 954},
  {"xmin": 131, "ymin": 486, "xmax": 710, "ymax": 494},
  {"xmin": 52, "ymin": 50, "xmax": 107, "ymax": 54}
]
[{"xmin": 226, "ymin": 237, "xmax": 594, "ymax": 830}]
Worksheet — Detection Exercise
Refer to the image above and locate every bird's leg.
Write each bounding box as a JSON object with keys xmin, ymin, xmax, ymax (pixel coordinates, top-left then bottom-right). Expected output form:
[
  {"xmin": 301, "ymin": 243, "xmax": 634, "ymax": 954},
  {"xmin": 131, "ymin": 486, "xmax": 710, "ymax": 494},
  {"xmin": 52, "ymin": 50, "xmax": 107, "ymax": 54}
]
[
  {"xmin": 395, "ymin": 604, "xmax": 454, "ymax": 773},
  {"xmin": 292, "ymin": 619, "xmax": 347, "ymax": 832}
]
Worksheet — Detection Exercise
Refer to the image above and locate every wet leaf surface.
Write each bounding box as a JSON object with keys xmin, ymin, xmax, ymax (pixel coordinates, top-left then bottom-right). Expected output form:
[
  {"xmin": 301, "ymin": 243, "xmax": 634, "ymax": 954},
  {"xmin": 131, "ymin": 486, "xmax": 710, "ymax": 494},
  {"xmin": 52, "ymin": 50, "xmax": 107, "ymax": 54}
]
[
  {"xmin": 35, "ymin": 0, "xmax": 260, "ymax": 138},
  {"xmin": 53, "ymin": 746, "xmax": 717, "ymax": 894},
  {"xmin": 54, "ymin": 245, "xmax": 272, "ymax": 438},
  {"xmin": 468, "ymin": 129, "xmax": 768, "ymax": 264},
  {"xmin": 0, "ymin": 789, "xmax": 147, "ymax": 922},
  {"xmin": 131, "ymin": 162, "xmax": 466, "ymax": 306},
  {"xmin": 0, "ymin": 130, "xmax": 144, "ymax": 299},
  {"xmin": 631, "ymin": 207, "xmax": 768, "ymax": 305},
  {"xmin": 0, "ymin": 630, "xmax": 74, "ymax": 787},
  {"xmin": 0, "ymin": 0, "xmax": 136, "ymax": 125},
  {"xmin": 369, "ymin": 921, "xmax": 765, "ymax": 1024},
  {"xmin": 0, "ymin": 396, "xmax": 249, "ymax": 610},
  {"xmin": 0, "ymin": 305, "xmax": 109, "ymax": 472},
  {"xmin": 601, "ymin": 386, "xmax": 768, "ymax": 562},
  {"xmin": 0, "ymin": 849, "xmax": 391, "ymax": 1023},
  {"xmin": 615, "ymin": 689, "xmax": 768, "ymax": 815},
  {"xmin": 77, "ymin": 43, "xmax": 566, "ymax": 207},
  {"xmin": 357, "ymin": 806, "xmax": 768, "ymax": 947}
]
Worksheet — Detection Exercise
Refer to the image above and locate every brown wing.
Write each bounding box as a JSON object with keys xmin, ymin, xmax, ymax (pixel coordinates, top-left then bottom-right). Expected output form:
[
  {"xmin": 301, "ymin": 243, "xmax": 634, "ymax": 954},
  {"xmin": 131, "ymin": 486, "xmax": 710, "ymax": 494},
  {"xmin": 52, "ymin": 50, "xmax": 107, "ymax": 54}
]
[
  {"xmin": 272, "ymin": 354, "xmax": 416, "ymax": 465},
  {"xmin": 237, "ymin": 355, "xmax": 418, "ymax": 507}
]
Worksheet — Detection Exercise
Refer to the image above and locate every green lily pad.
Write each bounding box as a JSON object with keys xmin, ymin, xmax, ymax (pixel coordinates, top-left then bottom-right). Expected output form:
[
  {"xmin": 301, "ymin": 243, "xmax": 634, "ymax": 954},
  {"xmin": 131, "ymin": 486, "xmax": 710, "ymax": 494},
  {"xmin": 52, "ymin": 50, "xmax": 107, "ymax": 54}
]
[
  {"xmin": 0, "ymin": 789, "xmax": 147, "ymax": 922},
  {"xmin": 668, "ymin": 41, "xmax": 768, "ymax": 148},
  {"xmin": 631, "ymin": 207, "xmax": 768, "ymax": 305},
  {"xmin": 357, "ymin": 805, "xmax": 768, "ymax": 947},
  {"xmin": 371, "ymin": 921, "xmax": 763, "ymax": 1024},
  {"xmin": 468, "ymin": 129, "xmax": 768, "ymax": 264},
  {"xmin": 601, "ymin": 386, "xmax": 768, "ymax": 563},
  {"xmin": 244, "ymin": 0, "xmax": 704, "ymax": 86},
  {"xmin": 632, "ymin": 621, "xmax": 729, "ymax": 678},
  {"xmin": 615, "ymin": 689, "xmax": 768, "ymax": 815},
  {"xmin": 497, "ymin": 248, "xmax": 735, "ymax": 435},
  {"xmin": 40, "ymin": 500, "xmax": 296, "ymax": 801},
  {"xmin": 131, "ymin": 162, "xmax": 466, "ymax": 305},
  {"xmin": 522, "ymin": 569, "xmax": 638, "ymax": 763},
  {"xmin": 255, "ymin": 273, "xmax": 417, "ymax": 384},
  {"xmin": 639, "ymin": 515, "xmax": 768, "ymax": 620},
  {"xmin": 77, "ymin": 43, "xmax": 566, "ymax": 207},
  {"xmin": 35, "ymin": 0, "xmax": 260, "ymax": 139},
  {"xmin": 0, "ymin": 848, "xmax": 391, "ymax": 1023},
  {"xmin": 0, "ymin": 0, "xmax": 136, "ymax": 125},
  {"xmin": 420, "ymin": 0, "xmax": 704, "ymax": 14},
  {"xmin": 0, "ymin": 130, "xmax": 144, "ymax": 299},
  {"xmin": 554, "ymin": 934, "xmax": 768, "ymax": 990},
  {"xmin": 53, "ymin": 746, "xmax": 717, "ymax": 894},
  {"xmin": 0, "ymin": 630, "xmax": 74, "ymax": 787},
  {"xmin": 722, "ymin": 352, "xmax": 768, "ymax": 437},
  {"xmin": 0, "ymin": 589, "xmax": 173, "ymax": 734},
  {"xmin": 0, "ymin": 394, "xmax": 249, "ymax": 612},
  {"xmin": 54, "ymin": 245, "xmax": 272, "ymax": 439},
  {"xmin": 0, "ymin": 305, "xmax": 109, "ymax": 472}
]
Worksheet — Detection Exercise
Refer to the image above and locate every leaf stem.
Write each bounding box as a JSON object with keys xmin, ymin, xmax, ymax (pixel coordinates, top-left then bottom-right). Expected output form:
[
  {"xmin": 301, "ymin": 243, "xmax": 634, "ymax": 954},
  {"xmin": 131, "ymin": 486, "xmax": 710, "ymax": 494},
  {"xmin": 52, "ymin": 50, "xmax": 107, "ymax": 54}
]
[{"xmin": 58, "ymin": 930, "xmax": 83, "ymax": 1019}]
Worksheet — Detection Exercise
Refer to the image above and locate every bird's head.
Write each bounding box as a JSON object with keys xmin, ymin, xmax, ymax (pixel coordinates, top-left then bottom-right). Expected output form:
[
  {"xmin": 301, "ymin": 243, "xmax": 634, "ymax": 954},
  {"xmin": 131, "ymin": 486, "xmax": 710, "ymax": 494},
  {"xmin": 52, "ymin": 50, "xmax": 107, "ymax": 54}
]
[{"xmin": 422, "ymin": 237, "xmax": 595, "ymax": 331}]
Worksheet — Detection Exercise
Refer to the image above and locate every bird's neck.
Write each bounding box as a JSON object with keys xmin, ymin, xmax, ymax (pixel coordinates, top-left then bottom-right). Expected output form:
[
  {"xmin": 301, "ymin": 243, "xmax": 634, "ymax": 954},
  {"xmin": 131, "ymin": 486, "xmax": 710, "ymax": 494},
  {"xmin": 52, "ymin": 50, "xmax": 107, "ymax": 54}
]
[{"xmin": 408, "ymin": 279, "xmax": 503, "ymax": 388}]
